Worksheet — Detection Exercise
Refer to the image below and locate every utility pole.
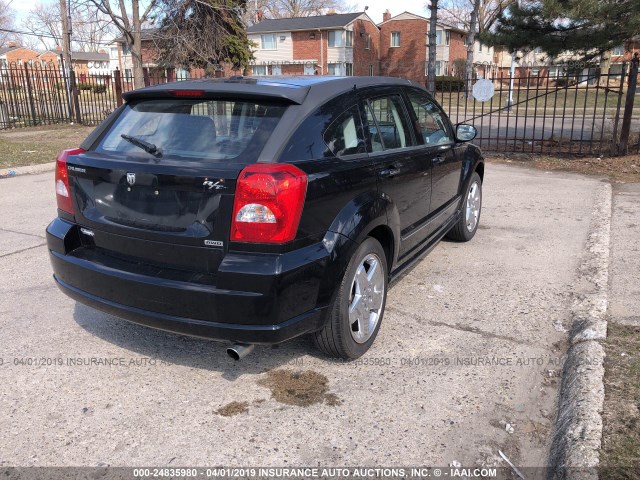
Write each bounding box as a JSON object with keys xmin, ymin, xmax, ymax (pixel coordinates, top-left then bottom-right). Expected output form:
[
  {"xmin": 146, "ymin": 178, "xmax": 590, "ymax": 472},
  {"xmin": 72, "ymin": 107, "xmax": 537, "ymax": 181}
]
[
  {"xmin": 427, "ymin": 0, "xmax": 438, "ymax": 95},
  {"xmin": 60, "ymin": 0, "xmax": 77, "ymax": 122}
]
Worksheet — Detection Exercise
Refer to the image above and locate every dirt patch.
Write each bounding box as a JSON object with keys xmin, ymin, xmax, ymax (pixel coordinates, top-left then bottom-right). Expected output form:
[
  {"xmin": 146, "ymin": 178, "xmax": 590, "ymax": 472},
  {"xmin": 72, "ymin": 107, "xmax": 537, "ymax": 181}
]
[
  {"xmin": 488, "ymin": 153, "xmax": 640, "ymax": 183},
  {"xmin": 258, "ymin": 369, "xmax": 342, "ymax": 407},
  {"xmin": 0, "ymin": 124, "xmax": 94, "ymax": 169},
  {"xmin": 600, "ymin": 323, "xmax": 640, "ymax": 478},
  {"xmin": 215, "ymin": 401, "xmax": 249, "ymax": 417}
]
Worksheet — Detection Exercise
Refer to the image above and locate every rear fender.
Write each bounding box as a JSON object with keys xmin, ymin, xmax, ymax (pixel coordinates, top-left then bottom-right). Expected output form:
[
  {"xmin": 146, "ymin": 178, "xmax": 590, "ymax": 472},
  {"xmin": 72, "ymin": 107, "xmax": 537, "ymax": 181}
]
[{"xmin": 316, "ymin": 192, "xmax": 399, "ymax": 311}]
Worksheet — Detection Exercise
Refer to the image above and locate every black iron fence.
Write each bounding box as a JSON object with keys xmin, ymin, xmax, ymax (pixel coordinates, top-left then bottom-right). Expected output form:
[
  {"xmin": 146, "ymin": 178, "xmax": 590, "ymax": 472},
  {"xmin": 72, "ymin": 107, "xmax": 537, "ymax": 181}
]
[
  {"xmin": 1, "ymin": 59, "xmax": 638, "ymax": 156},
  {"xmin": 433, "ymin": 58, "xmax": 640, "ymax": 156}
]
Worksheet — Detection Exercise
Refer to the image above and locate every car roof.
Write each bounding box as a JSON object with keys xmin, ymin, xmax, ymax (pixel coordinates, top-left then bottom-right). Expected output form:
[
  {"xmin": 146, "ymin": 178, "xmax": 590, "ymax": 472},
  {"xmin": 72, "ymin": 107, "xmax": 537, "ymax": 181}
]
[{"xmin": 123, "ymin": 76, "xmax": 422, "ymax": 106}]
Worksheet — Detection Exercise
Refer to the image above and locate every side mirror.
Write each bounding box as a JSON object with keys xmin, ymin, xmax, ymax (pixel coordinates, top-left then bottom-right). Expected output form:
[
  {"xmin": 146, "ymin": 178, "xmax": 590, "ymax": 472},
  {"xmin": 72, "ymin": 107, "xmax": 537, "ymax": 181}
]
[{"xmin": 456, "ymin": 124, "xmax": 477, "ymax": 142}]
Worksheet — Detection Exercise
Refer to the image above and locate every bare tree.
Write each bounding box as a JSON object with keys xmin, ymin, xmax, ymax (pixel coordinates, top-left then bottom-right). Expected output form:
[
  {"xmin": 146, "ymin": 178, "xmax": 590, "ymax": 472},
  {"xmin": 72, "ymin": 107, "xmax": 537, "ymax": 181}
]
[
  {"xmin": 22, "ymin": 2, "xmax": 115, "ymax": 51},
  {"xmin": 0, "ymin": 0, "xmax": 18, "ymax": 46},
  {"xmin": 84, "ymin": 0, "xmax": 159, "ymax": 89},
  {"xmin": 22, "ymin": 4, "xmax": 63, "ymax": 49},
  {"xmin": 427, "ymin": 0, "xmax": 438, "ymax": 94},
  {"xmin": 464, "ymin": 0, "xmax": 481, "ymax": 96},
  {"xmin": 437, "ymin": 0, "xmax": 514, "ymax": 33},
  {"xmin": 263, "ymin": 0, "xmax": 345, "ymax": 18},
  {"xmin": 70, "ymin": 3, "xmax": 117, "ymax": 51}
]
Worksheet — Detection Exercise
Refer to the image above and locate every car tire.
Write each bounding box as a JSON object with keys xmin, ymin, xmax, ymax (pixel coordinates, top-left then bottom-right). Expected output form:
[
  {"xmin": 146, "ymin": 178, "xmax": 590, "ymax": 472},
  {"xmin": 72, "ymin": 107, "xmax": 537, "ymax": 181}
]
[
  {"xmin": 314, "ymin": 237, "xmax": 388, "ymax": 359},
  {"xmin": 447, "ymin": 172, "xmax": 482, "ymax": 242}
]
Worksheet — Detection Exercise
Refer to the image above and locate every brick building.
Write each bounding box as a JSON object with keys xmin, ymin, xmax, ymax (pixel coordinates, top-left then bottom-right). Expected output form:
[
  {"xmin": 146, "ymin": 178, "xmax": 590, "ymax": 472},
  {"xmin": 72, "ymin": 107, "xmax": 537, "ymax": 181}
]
[
  {"xmin": 248, "ymin": 10, "xmax": 494, "ymax": 84},
  {"xmin": 247, "ymin": 12, "xmax": 380, "ymax": 76},
  {"xmin": 111, "ymin": 29, "xmax": 244, "ymax": 88}
]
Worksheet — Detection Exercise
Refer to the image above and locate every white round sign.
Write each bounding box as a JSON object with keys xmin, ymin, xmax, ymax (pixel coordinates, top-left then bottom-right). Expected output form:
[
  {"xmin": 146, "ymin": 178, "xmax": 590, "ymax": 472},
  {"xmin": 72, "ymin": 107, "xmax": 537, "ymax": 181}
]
[{"xmin": 472, "ymin": 79, "xmax": 495, "ymax": 102}]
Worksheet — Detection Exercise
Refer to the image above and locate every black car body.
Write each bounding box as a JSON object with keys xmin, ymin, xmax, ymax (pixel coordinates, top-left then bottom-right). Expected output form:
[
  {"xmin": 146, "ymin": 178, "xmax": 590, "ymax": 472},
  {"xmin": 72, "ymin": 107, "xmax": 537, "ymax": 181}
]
[{"xmin": 47, "ymin": 76, "xmax": 484, "ymax": 359}]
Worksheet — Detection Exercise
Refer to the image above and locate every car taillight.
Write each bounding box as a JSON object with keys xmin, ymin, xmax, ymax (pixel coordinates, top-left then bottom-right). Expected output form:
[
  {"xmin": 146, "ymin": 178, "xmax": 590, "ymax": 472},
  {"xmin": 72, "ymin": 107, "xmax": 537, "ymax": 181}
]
[
  {"xmin": 55, "ymin": 148, "xmax": 84, "ymax": 214},
  {"xmin": 231, "ymin": 163, "xmax": 308, "ymax": 244}
]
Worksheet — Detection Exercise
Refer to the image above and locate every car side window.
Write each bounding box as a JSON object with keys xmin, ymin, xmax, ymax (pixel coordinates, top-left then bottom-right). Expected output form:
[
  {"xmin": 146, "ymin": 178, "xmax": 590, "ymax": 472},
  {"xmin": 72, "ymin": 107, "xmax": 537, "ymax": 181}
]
[
  {"xmin": 406, "ymin": 90, "xmax": 453, "ymax": 146},
  {"xmin": 366, "ymin": 95, "xmax": 415, "ymax": 151},
  {"xmin": 323, "ymin": 105, "xmax": 366, "ymax": 157}
]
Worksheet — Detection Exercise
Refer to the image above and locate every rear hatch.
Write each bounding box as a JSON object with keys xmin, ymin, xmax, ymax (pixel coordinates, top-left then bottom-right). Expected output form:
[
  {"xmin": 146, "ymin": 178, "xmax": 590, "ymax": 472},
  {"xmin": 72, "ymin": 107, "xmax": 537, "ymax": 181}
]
[{"xmin": 66, "ymin": 95, "xmax": 287, "ymax": 275}]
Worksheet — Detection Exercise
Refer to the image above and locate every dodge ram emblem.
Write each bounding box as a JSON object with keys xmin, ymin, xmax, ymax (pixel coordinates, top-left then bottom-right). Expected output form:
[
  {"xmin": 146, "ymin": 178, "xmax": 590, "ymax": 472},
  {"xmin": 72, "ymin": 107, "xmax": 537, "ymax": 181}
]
[{"xmin": 126, "ymin": 172, "xmax": 136, "ymax": 186}]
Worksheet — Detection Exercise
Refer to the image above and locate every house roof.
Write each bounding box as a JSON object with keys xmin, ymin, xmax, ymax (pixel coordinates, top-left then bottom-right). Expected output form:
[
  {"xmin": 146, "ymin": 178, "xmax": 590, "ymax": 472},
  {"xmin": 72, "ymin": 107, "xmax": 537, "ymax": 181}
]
[
  {"xmin": 0, "ymin": 46, "xmax": 17, "ymax": 56},
  {"xmin": 247, "ymin": 12, "xmax": 364, "ymax": 34},
  {"xmin": 70, "ymin": 51, "xmax": 109, "ymax": 61},
  {"xmin": 112, "ymin": 28, "xmax": 159, "ymax": 44}
]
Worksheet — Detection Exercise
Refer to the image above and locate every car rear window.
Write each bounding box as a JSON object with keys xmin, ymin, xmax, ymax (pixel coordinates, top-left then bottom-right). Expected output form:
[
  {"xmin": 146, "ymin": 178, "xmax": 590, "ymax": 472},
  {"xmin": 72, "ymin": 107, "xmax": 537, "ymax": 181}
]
[{"xmin": 94, "ymin": 98, "xmax": 286, "ymax": 162}]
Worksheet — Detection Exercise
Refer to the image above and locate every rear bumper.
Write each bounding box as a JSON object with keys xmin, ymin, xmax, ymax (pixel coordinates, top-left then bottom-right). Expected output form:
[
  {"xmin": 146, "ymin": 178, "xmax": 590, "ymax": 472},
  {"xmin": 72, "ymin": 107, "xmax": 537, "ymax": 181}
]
[{"xmin": 47, "ymin": 218, "xmax": 350, "ymax": 344}]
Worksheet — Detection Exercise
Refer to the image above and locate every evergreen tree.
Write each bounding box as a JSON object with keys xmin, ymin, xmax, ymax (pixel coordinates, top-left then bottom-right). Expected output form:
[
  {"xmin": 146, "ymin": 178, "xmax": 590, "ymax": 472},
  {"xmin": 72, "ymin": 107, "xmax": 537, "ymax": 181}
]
[
  {"xmin": 481, "ymin": 0, "xmax": 640, "ymax": 59},
  {"xmin": 152, "ymin": 0, "xmax": 253, "ymax": 71}
]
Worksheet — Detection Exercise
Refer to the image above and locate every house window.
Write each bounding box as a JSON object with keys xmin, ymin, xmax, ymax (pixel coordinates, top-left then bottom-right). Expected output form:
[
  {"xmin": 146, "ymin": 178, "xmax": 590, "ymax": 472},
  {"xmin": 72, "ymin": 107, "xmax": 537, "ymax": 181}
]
[
  {"xmin": 365, "ymin": 33, "xmax": 371, "ymax": 50},
  {"xmin": 478, "ymin": 43, "xmax": 483, "ymax": 52},
  {"xmin": 122, "ymin": 44, "xmax": 131, "ymax": 55},
  {"xmin": 176, "ymin": 68, "xmax": 189, "ymax": 80},
  {"xmin": 345, "ymin": 63, "xmax": 353, "ymax": 76},
  {"xmin": 463, "ymin": 35, "xmax": 469, "ymax": 46},
  {"xmin": 612, "ymin": 45, "xmax": 625, "ymax": 56},
  {"xmin": 391, "ymin": 32, "xmax": 400, "ymax": 47},
  {"xmin": 445, "ymin": 31, "xmax": 450, "ymax": 46},
  {"xmin": 252, "ymin": 65, "xmax": 267, "ymax": 76},
  {"xmin": 328, "ymin": 31, "xmax": 343, "ymax": 47},
  {"xmin": 346, "ymin": 30, "xmax": 353, "ymax": 48},
  {"xmin": 261, "ymin": 34, "xmax": 277, "ymax": 50},
  {"xmin": 435, "ymin": 61, "xmax": 442, "ymax": 76},
  {"xmin": 368, "ymin": 64, "xmax": 373, "ymax": 76},
  {"xmin": 124, "ymin": 68, "xmax": 132, "ymax": 79},
  {"xmin": 436, "ymin": 30, "xmax": 443, "ymax": 45},
  {"xmin": 328, "ymin": 63, "xmax": 342, "ymax": 75}
]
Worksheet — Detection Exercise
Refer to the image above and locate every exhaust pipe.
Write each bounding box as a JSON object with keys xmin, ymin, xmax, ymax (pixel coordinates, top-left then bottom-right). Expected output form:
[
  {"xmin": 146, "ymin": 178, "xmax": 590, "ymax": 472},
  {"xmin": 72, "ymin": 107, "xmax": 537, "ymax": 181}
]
[{"xmin": 227, "ymin": 343, "xmax": 255, "ymax": 360}]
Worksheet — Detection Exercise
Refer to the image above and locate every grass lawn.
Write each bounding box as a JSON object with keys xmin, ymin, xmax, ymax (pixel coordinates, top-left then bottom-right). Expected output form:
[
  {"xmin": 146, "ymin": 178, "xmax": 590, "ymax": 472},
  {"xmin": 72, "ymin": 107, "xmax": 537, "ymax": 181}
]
[
  {"xmin": 600, "ymin": 323, "xmax": 640, "ymax": 478},
  {"xmin": 434, "ymin": 88, "xmax": 637, "ymax": 117},
  {"xmin": 0, "ymin": 124, "xmax": 93, "ymax": 169}
]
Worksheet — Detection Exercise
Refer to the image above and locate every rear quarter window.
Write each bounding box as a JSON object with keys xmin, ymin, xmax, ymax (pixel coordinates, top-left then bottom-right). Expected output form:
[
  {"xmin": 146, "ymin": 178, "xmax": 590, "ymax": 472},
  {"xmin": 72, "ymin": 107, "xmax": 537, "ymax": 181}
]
[{"xmin": 94, "ymin": 98, "xmax": 286, "ymax": 163}]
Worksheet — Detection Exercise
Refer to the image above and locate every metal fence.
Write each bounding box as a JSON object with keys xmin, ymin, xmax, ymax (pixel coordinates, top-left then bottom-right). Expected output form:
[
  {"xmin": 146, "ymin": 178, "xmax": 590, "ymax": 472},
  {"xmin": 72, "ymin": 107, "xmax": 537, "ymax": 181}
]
[
  {"xmin": 433, "ymin": 59, "xmax": 640, "ymax": 156},
  {"xmin": 1, "ymin": 59, "xmax": 638, "ymax": 156}
]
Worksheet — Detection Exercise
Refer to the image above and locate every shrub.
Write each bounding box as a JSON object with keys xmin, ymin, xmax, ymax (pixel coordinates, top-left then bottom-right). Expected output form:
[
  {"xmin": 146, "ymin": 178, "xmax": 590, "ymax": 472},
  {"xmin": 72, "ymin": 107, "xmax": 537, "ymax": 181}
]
[
  {"xmin": 434, "ymin": 75, "xmax": 465, "ymax": 92},
  {"xmin": 92, "ymin": 84, "xmax": 107, "ymax": 94},
  {"xmin": 77, "ymin": 82, "xmax": 92, "ymax": 91},
  {"xmin": 555, "ymin": 78, "xmax": 576, "ymax": 87}
]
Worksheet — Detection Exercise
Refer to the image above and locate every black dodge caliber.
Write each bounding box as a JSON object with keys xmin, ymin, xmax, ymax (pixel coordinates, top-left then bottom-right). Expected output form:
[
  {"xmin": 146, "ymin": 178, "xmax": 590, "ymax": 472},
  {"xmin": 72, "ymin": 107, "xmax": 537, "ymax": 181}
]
[{"xmin": 47, "ymin": 76, "xmax": 484, "ymax": 360}]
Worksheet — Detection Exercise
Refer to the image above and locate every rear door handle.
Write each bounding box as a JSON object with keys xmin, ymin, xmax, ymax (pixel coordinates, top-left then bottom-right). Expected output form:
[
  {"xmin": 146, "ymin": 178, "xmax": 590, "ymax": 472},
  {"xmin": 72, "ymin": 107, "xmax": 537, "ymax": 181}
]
[
  {"xmin": 379, "ymin": 167, "xmax": 401, "ymax": 178},
  {"xmin": 433, "ymin": 156, "xmax": 446, "ymax": 165}
]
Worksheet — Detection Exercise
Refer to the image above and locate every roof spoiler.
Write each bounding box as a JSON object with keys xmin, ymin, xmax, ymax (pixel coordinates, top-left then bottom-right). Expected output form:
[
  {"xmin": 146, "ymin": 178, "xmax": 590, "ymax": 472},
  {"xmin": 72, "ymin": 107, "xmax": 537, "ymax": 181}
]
[{"xmin": 122, "ymin": 78, "xmax": 310, "ymax": 105}]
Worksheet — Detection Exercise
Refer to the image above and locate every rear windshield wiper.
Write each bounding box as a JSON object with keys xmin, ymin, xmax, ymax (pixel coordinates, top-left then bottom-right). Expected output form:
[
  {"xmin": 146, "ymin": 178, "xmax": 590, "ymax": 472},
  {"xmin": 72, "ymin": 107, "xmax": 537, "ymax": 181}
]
[{"xmin": 121, "ymin": 134, "xmax": 162, "ymax": 157}]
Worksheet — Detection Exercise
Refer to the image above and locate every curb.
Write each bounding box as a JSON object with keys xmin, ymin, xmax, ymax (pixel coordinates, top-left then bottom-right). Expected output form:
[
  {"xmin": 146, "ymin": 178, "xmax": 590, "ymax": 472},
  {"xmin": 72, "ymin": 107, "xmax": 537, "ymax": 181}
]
[
  {"xmin": 549, "ymin": 183, "xmax": 612, "ymax": 479},
  {"xmin": 0, "ymin": 162, "xmax": 55, "ymax": 179}
]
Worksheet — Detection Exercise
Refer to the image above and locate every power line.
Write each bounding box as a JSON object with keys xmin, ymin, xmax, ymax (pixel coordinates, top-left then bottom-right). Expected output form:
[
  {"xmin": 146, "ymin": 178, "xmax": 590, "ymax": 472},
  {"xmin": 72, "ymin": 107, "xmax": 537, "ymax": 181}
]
[{"xmin": 0, "ymin": 27, "xmax": 116, "ymax": 46}]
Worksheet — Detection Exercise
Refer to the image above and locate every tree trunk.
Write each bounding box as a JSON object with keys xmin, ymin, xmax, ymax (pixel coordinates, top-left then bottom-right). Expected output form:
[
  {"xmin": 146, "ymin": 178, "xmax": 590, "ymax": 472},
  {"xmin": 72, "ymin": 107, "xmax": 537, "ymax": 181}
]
[
  {"xmin": 599, "ymin": 50, "xmax": 612, "ymax": 86},
  {"xmin": 464, "ymin": 0, "xmax": 481, "ymax": 97},
  {"xmin": 131, "ymin": 0, "xmax": 145, "ymax": 90},
  {"xmin": 427, "ymin": 0, "xmax": 438, "ymax": 95}
]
